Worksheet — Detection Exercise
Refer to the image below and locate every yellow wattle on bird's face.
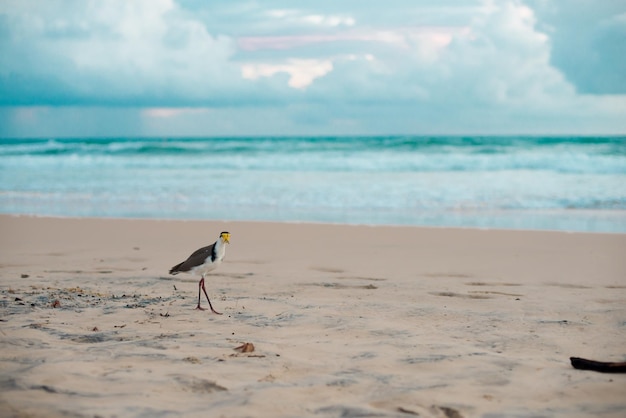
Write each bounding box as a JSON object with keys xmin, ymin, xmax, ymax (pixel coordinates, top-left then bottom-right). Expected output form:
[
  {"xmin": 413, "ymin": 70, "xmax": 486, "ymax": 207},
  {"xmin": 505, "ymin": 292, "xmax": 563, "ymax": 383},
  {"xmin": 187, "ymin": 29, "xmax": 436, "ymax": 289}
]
[{"xmin": 221, "ymin": 232, "xmax": 230, "ymax": 244}]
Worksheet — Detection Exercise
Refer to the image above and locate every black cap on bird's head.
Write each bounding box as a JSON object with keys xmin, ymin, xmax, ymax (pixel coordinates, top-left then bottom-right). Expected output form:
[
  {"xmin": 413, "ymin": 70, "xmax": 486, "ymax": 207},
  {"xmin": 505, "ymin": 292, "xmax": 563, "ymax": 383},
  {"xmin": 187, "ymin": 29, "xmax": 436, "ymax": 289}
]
[{"xmin": 220, "ymin": 231, "xmax": 230, "ymax": 244}]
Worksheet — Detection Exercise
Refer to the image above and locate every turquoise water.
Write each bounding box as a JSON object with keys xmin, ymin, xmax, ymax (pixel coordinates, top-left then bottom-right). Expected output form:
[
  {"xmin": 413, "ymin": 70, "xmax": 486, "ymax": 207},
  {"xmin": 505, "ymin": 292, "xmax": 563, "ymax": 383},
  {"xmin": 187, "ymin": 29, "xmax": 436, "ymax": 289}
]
[{"xmin": 1, "ymin": 136, "xmax": 625, "ymax": 232}]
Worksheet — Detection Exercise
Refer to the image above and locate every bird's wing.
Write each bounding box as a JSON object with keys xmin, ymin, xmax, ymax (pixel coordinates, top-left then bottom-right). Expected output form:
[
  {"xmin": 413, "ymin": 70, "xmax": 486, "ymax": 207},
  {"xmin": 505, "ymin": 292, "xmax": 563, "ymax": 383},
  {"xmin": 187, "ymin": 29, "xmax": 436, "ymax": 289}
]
[{"xmin": 170, "ymin": 244, "xmax": 214, "ymax": 273}]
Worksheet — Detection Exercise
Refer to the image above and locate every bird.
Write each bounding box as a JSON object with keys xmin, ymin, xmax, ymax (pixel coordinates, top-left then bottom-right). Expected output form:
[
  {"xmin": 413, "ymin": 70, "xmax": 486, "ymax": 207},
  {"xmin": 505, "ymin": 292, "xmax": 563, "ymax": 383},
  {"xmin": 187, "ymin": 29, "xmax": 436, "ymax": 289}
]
[{"xmin": 169, "ymin": 231, "xmax": 230, "ymax": 314}]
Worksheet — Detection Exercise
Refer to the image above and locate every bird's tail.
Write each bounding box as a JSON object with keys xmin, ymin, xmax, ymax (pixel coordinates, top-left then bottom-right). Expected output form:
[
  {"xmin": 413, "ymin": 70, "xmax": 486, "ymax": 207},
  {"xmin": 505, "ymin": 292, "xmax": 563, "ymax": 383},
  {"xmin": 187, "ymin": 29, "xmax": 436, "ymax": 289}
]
[{"xmin": 169, "ymin": 262, "xmax": 183, "ymax": 275}]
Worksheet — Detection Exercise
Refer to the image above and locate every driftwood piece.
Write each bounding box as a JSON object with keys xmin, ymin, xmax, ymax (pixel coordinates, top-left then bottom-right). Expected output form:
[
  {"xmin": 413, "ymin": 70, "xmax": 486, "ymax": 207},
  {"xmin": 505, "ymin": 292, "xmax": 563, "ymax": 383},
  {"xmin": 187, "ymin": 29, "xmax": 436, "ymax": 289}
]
[{"xmin": 570, "ymin": 357, "xmax": 626, "ymax": 373}]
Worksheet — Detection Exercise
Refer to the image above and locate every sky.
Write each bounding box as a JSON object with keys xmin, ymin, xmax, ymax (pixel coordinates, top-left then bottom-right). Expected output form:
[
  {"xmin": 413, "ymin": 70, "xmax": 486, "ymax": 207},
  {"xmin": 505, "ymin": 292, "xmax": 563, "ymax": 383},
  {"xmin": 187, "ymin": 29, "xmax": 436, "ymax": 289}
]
[{"xmin": 0, "ymin": 0, "xmax": 625, "ymax": 138}]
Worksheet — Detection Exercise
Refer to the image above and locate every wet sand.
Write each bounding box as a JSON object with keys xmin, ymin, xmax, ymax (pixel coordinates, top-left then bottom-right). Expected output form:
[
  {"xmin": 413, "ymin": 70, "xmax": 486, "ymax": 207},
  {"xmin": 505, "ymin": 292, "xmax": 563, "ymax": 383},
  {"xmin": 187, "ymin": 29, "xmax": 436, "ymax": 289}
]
[{"xmin": 1, "ymin": 215, "xmax": 625, "ymax": 417}]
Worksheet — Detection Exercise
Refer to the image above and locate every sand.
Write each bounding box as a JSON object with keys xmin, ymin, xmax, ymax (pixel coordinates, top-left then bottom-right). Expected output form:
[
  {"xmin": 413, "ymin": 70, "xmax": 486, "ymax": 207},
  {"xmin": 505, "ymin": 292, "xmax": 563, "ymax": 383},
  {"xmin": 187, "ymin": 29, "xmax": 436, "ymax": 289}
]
[{"xmin": 1, "ymin": 215, "xmax": 625, "ymax": 417}]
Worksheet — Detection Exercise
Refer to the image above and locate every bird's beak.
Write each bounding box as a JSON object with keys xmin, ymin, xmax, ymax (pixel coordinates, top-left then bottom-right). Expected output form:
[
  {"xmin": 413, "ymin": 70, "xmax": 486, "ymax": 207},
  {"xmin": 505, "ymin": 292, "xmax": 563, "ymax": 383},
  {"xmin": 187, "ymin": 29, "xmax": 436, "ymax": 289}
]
[{"xmin": 222, "ymin": 233, "xmax": 230, "ymax": 244}]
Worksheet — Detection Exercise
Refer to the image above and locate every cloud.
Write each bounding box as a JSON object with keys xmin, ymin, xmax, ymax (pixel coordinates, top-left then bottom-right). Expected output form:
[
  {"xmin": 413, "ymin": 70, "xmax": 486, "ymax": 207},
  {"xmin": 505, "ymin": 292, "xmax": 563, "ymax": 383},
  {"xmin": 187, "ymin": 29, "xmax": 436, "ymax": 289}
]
[
  {"xmin": 296, "ymin": 2, "xmax": 569, "ymax": 105},
  {"xmin": 0, "ymin": 106, "xmax": 144, "ymax": 137},
  {"xmin": 265, "ymin": 9, "xmax": 356, "ymax": 27},
  {"xmin": 241, "ymin": 59, "xmax": 333, "ymax": 89},
  {"xmin": 0, "ymin": 0, "xmax": 239, "ymax": 106},
  {"xmin": 441, "ymin": 1, "xmax": 574, "ymax": 105},
  {"xmin": 0, "ymin": 0, "xmax": 624, "ymax": 137},
  {"xmin": 279, "ymin": 0, "xmax": 623, "ymax": 133},
  {"xmin": 237, "ymin": 27, "xmax": 465, "ymax": 53},
  {"xmin": 527, "ymin": 0, "xmax": 626, "ymax": 94},
  {"xmin": 142, "ymin": 107, "xmax": 211, "ymax": 118}
]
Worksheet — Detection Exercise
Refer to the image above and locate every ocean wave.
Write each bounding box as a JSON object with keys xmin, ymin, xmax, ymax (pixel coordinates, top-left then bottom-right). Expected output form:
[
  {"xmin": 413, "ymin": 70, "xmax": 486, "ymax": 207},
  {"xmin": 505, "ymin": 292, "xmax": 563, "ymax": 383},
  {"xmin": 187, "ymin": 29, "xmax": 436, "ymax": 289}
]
[
  {"xmin": 2, "ymin": 135, "xmax": 625, "ymax": 153},
  {"xmin": 1, "ymin": 136, "xmax": 625, "ymax": 174}
]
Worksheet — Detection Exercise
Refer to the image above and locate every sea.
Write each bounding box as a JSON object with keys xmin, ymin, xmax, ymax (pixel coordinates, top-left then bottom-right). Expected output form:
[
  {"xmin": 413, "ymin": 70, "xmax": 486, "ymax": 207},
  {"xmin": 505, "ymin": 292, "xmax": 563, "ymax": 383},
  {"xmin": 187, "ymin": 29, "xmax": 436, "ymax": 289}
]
[{"xmin": 1, "ymin": 136, "xmax": 625, "ymax": 233}]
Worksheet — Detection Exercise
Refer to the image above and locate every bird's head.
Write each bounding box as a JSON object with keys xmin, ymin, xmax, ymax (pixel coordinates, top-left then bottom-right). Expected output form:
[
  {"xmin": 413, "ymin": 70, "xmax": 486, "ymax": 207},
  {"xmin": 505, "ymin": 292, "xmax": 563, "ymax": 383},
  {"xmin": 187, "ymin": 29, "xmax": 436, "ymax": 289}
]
[{"xmin": 220, "ymin": 231, "xmax": 230, "ymax": 244}]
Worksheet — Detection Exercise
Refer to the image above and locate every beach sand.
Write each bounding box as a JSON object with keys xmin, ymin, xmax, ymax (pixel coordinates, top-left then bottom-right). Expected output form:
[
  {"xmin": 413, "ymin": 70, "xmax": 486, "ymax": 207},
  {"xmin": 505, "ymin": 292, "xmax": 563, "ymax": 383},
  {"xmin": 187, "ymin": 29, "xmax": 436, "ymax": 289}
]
[{"xmin": 1, "ymin": 215, "xmax": 625, "ymax": 417}]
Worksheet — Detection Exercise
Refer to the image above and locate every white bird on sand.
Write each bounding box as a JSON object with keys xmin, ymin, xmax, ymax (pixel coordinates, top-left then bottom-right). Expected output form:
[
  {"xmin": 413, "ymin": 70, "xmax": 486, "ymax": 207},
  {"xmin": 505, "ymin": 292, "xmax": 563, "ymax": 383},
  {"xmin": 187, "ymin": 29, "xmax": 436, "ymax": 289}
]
[{"xmin": 169, "ymin": 231, "xmax": 230, "ymax": 315}]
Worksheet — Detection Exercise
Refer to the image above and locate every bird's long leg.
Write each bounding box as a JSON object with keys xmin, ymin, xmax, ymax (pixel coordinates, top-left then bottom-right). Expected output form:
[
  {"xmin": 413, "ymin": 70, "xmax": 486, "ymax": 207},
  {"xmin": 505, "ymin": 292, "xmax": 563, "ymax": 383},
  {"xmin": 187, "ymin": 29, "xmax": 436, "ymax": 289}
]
[
  {"xmin": 200, "ymin": 276, "xmax": 222, "ymax": 315},
  {"xmin": 196, "ymin": 277, "xmax": 206, "ymax": 311}
]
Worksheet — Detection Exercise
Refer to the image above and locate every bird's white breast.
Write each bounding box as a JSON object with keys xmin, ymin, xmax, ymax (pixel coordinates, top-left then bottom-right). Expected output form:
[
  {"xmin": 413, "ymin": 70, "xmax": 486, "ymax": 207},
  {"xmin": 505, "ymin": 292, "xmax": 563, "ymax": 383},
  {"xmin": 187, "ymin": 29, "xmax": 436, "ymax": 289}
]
[{"xmin": 190, "ymin": 242, "xmax": 226, "ymax": 276}]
